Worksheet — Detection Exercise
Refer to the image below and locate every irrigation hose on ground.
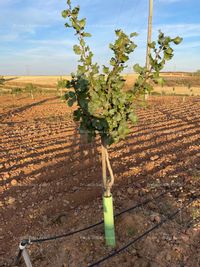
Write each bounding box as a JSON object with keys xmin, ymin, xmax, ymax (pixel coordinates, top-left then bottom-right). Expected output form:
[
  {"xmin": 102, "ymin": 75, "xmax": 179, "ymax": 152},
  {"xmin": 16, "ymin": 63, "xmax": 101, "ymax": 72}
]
[
  {"xmin": 88, "ymin": 195, "xmax": 199, "ymax": 267},
  {"xmin": 15, "ymin": 190, "xmax": 168, "ymax": 265},
  {"xmin": 15, "ymin": 191, "xmax": 198, "ymax": 266},
  {"xmin": 16, "ymin": 190, "xmax": 168, "ymax": 247}
]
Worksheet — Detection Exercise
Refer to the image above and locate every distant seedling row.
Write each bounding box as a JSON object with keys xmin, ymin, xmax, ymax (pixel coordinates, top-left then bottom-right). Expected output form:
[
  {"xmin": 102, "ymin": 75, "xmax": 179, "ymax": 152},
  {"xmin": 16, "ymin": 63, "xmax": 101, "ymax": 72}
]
[
  {"xmin": 0, "ymin": 82, "xmax": 42, "ymax": 99},
  {"xmin": 0, "ymin": 78, "xmax": 65, "ymax": 99},
  {"xmin": 0, "ymin": 75, "xmax": 199, "ymax": 98}
]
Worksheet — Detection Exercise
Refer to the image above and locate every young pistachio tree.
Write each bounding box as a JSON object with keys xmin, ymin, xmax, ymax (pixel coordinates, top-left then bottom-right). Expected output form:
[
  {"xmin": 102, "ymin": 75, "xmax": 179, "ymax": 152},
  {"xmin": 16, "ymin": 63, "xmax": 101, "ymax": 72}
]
[
  {"xmin": 62, "ymin": 0, "xmax": 182, "ymax": 246},
  {"xmin": 57, "ymin": 77, "xmax": 67, "ymax": 97},
  {"xmin": 0, "ymin": 76, "xmax": 5, "ymax": 85},
  {"xmin": 25, "ymin": 83, "xmax": 38, "ymax": 99}
]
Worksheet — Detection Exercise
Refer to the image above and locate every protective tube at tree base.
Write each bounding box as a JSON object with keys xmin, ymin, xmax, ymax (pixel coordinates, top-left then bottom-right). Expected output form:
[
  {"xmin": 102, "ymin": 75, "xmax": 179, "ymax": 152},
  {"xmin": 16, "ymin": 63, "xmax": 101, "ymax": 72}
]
[{"xmin": 103, "ymin": 194, "xmax": 116, "ymax": 247}]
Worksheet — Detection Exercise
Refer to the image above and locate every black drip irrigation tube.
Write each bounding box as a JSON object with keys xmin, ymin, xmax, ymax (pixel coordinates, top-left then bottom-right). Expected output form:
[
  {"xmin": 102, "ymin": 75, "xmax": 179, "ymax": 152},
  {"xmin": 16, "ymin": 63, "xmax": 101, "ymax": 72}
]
[
  {"xmin": 88, "ymin": 195, "xmax": 199, "ymax": 267},
  {"xmin": 16, "ymin": 191, "xmax": 167, "ymax": 242},
  {"xmin": 14, "ymin": 190, "xmax": 167, "ymax": 265},
  {"xmin": 14, "ymin": 190, "xmax": 198, "ymax": 266}
]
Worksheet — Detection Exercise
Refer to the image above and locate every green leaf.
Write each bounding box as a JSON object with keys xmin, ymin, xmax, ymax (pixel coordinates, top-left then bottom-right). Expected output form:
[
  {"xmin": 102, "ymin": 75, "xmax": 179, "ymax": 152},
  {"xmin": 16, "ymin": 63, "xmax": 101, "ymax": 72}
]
[
  {"xmin": 79, "ymin": 98, "xmax": 88, "ymax": 109},
  {"xmin": 165, "ymin": 47, "xmax": 173, "ymax": 55},
  {"xmin": 128, "ymin": 112, "xmax": 138, "ymax": 124},
  {"xmin": 92, "ymin": 64, "xmax": 99, "ymax": 74},
  {"xmin": 103, "ymin": 66, "xmax": 109, "ymax": 74},
  {"xmin": 83, "ymin": 32, "xmax": 92, "ymax": 37},
  {"xmin": 73, "ymin": 109, "xmax": 82, "ymax": 121},
  {"xmin": 109, "ymin": 109, "xmax": 115, "ymax": 115},
  {"xmin": 64, "ymin": 92, "xmax": 69, "ymax": 100},
  {"xmin": 164, "ymin": 51, "xmax": 173, "ymax": 60},
  {"xmin": 130, "ymin": 32, "xmax": 138, "ymax": 38},
  {"xmin": 65, "ymin": 22, "xmax": 71, "ymax": 28},
  {"xmin": 72, "ymin": 7, "xmax": 80, "ymax": 15},
  {"xmin": 154, "ymin": 77, "xmax": 164, "ymax": 86},
  {"xmin": 109, "ymin": 44, "xmax": 114, "ymax": 50},
  {"xmin": 78, "ymin": 65, "xmax": 86, "ymax": 74},
  {"xmin": 68, "ymin": 99, "xmax": 74, "ymax": 107},
  {"xmin": 133, "ymin": 64, "xmax": 143, "ymax": 73},
  {"xmin": 62, "ymin": 10, "xmax": 70, "ymax": 18},
  {"xmin": 69, "ymin": 91, "xmax": 75, "ymax": 98},
  {"xmin": 92, "ymin": 119, "xmax": 105, "ymax": 130},
  {"xmin": 148, "ymin": 41, "xmax": 156, "ymax": 49},
  {"xmin": 73, "ymin": 45, "xmax": 82, "ymax": 55},
  {"xmin": 115, "ymin": 29, "xmax": 122, "ymax": 37},
  {"xmin": 114, "ymin": 113, "xmax": 121, "ymax": 121},
  {"xmin": 110, "ymin": 58, "xmax": 116, "ymax": 66},
  {"xmin": 129, "ymin": 43, "xmax": 137, "ymax": 51},
  {"xmin": 79, "ymin": 18, "xmax": 86, "ymax": 29},
  {"xmin": 118, "ymin": 121, "xmax": 129, "ymax": 137},
  {"xmin": 121, "ymin": 55, "xmax": 129, "ymax": 63},
  {"xmin": 80, "ymin": 39, "xmax": 85, "ymax": 47},
  {"xmin": 85, "ymin": 52, "xmax": 93, "ymax": 65},
  {"xmin": 158, "ymin": 31, "xmax": 164, "ymax": 40},
  {"xmin": 173, "ymin": 36, "xmax": 183, "ymax": 45},
  {"xmin": 163, "ymin": 37, "xmax": 171, "ymax": 45}
]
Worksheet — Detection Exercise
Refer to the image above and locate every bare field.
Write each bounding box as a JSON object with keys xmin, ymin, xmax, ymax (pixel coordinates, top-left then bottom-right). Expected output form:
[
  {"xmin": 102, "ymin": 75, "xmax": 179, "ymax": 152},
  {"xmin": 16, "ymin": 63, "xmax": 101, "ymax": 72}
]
[
  {"xmin": 3, "ymin": 73, "xmax": 200, "ymax": 96},
  {"xmin": 4, "ymin": 75, "xmax": 71, "ymax": 89},
  {"xmin": 124, "ymin": 74, "xmax": 200, "ymax": 96},
  {"xmin": 0, "ymin": 94, "xmax": 200, "ymax": 267},
  {"xmin": 153, "ymin": 86, "xmax": 200, "ymax": 96}
]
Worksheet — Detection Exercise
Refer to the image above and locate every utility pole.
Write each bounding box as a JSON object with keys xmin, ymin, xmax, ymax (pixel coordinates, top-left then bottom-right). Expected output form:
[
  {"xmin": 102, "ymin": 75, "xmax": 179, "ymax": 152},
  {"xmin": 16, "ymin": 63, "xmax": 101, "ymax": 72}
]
[
  {"xmin": 146, "ymin": 0, "xmax": 153, "ymax": 70},
  {"xmin": 145, "ymin": 0, "xmax": 153, "ymax": 100}
]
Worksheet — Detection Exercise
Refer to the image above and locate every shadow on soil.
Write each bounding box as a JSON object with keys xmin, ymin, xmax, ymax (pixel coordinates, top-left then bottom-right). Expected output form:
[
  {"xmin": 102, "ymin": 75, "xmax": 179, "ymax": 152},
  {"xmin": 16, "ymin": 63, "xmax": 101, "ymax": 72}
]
[
  {"xmin": 0, "ymin": 96, "xmax": 58, "ymax": 121},
  {"xmin": 1, "ymin": 96, "xmax": 200, "ymax": 267}
]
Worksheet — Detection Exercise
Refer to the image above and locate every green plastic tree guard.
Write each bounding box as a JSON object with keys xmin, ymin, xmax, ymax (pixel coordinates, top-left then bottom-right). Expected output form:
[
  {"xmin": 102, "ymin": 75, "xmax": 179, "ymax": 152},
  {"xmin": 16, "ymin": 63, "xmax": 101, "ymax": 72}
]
[{"xmin": 103, "ymin": 194, "xmax": 116, "ymax": 247}]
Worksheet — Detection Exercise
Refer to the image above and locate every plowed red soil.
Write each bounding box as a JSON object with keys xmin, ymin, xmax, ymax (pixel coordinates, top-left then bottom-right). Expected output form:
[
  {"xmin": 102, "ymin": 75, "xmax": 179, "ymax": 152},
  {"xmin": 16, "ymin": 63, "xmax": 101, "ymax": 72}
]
[{"xmin": 0, "ymin": 95, "xmax": 199, "ymax": 267}]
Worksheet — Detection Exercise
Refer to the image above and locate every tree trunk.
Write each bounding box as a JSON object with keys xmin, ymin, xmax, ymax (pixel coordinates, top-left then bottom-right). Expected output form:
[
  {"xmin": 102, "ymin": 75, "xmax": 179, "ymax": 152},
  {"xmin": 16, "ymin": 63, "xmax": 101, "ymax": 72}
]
[
  {"xmin": 101, "ymin": 142, "xmax": 107, "ymax": 194},
  {"xmin": 101, "ymin": 139, "xmax": 116, "ymax": 246},
  {"xmin": 101, "ymin": 140, "xmax": 114, "ymax": 196}
]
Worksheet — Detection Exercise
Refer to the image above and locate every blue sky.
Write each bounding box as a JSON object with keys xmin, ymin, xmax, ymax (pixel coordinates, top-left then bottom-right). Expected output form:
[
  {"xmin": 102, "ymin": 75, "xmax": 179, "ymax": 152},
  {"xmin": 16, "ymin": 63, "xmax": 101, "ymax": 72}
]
[{"xmin": 0, "ymin": 0, "xmax": 200, "ymax": 75}]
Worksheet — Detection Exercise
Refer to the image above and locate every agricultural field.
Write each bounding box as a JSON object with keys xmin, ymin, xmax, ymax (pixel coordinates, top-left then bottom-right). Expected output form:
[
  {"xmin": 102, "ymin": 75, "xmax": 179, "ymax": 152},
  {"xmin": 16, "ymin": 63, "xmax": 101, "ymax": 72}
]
[
  {"xmin": 1, "ymin": 73, "xmax": 200, "ymax": 96},
  {"xmin": 0, "ymin": 94, "xmax": 199, "ymax": 266},
  {"xmin": 1, "ymin": 0, "xmax": 200, "ymax": 266},
  {"xmin": 2, "ymin": 76, "xmax": 70, "ymax": 90}
]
